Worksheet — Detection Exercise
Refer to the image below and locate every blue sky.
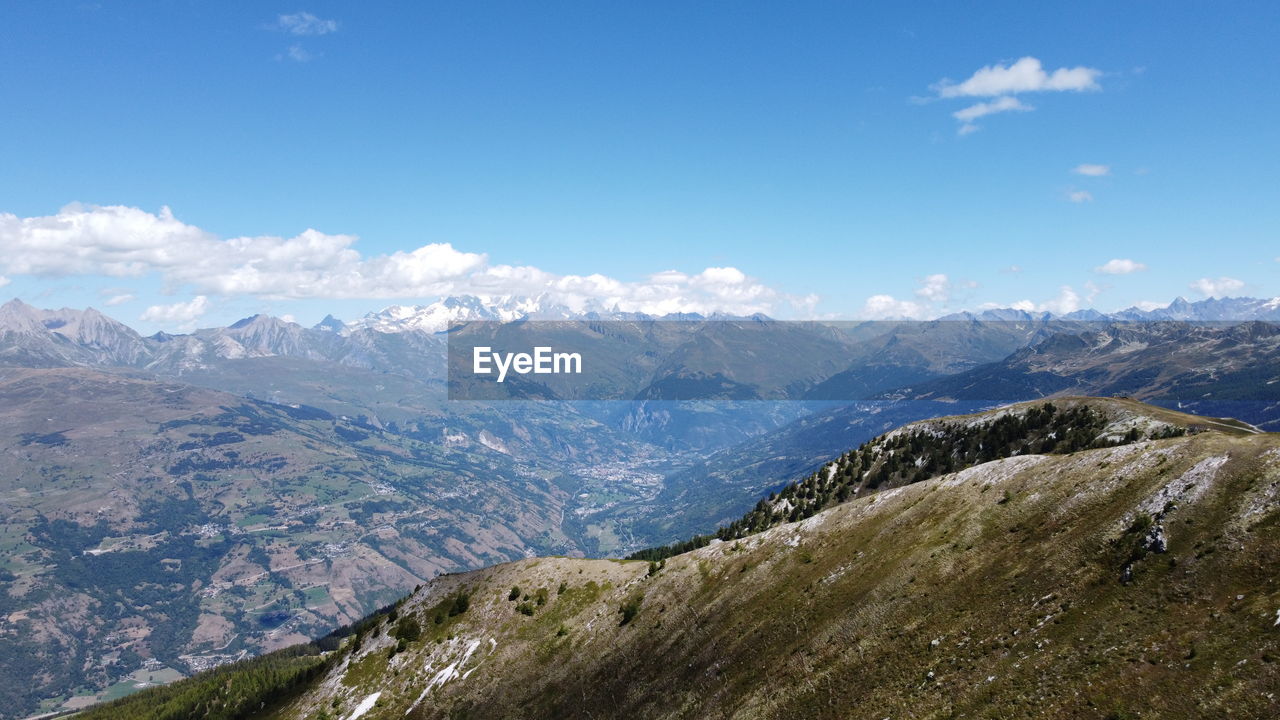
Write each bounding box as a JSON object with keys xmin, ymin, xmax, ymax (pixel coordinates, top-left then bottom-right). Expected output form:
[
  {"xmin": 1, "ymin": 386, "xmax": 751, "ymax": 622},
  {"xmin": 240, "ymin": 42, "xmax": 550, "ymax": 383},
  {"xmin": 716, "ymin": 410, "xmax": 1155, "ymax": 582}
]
[{"xmin": 1, "ymin": 1, "xmax": 1277, "ymax": 331}]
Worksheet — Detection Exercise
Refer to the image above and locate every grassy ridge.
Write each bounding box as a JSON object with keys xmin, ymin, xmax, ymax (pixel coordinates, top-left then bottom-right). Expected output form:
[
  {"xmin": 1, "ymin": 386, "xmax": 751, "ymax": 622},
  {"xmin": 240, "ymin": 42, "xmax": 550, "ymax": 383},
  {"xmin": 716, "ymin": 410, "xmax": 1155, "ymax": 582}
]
[
  {"xmin": 263, "ymin": 417, "xmax": 1280, "ymax": 719},
  {"xmin": 629, "ymin": 398, "xmax": 1189, "ymax": 561}
]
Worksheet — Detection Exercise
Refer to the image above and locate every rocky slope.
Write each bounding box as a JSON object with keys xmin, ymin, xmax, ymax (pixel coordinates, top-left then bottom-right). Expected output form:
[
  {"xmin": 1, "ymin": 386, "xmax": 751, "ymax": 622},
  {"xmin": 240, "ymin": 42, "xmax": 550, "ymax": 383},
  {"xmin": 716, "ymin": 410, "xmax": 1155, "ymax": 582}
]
[
  {"xmin": 81, "ymin": 399, "xmax": 1280, "ymax": 719},
  {"xmin": 0, "ymin": 367, "xmax": 578, "ymax": 718}
]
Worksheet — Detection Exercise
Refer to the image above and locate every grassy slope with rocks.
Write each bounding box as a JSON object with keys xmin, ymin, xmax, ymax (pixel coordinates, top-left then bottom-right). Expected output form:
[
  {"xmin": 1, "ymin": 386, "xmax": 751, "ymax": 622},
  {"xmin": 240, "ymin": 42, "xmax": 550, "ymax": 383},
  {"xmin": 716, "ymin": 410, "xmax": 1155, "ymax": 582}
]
[
  {"xmin": 630, "ymin": 397, "xmax": 1243, "ymax": 561},
  {"xmin": 81, "ymin": 398, "xmax": 1280, "ymax": 719}
]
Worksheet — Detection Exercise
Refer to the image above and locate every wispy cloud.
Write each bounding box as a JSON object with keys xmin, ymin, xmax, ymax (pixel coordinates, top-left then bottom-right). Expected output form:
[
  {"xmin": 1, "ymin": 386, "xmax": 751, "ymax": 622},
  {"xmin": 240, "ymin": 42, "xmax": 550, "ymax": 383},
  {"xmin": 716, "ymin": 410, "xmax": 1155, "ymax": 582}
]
[
  {"xmin": 952, "ymin": 97, "xmax": 1031, "ymax": 135},
  {"xmin": 1073, "ymin": 163, "xmax": 1110, "ymax": 176},
  {"xmin": 930, "ymin": 57, "xmax": 1101, "ymax": 134},
  {"xmin": 104, "ymin": 293, "xmax": 134, "ymax": 306},
  {"xmin": 282, "ymin": 44, "xmax": 315, "ymax": 63},
  {"xmin": 1190, "ymin": 276, "xmax": 1244, "ymax": 297},
  {"xmin": 952, "ymin": 96, "xmax": 1033, "ymax": 122},
  {"xmin": 276, "ymin": 11, "xmax": 338, "ymax": 36},
  {"xmin": 1094, "ymin": 258, "xmax": 1146, "ymax": 275},
  {"xmin": 1067, "ymin": 190, "xmax": 1093, "ymax": 203},
  {"xmin": 0, "ymin": 275, "xmax": 9, "ymax": 288},
  {"xmin": 270, "ymin": 11, "xmax": 337, "ymax": 62}
]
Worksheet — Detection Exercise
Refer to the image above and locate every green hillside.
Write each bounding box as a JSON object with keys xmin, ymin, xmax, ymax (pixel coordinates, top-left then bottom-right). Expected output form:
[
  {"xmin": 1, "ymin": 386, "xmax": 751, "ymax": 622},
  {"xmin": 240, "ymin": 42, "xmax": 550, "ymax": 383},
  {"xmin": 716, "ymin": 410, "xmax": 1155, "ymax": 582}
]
[{"xmin": 77, "ymin": 398, "xmax": 1280, "ymax": 719}]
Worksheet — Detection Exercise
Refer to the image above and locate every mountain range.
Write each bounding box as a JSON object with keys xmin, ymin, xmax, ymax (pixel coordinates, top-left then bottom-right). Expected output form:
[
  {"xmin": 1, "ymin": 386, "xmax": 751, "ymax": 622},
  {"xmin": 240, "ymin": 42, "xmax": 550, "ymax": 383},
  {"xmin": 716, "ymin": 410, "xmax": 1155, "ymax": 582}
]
[{"xmin": 2, "ymin": 294, "xmax": 1279, "ymax": 717}]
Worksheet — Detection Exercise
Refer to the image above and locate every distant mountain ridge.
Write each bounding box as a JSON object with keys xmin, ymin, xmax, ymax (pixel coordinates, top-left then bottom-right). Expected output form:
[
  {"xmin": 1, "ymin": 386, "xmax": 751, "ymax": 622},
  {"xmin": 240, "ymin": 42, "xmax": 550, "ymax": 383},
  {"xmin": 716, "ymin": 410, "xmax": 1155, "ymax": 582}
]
[
  {"xmin": 880, "ymin": 320, "xmax": 1280, "ymax": 428},
  {"xmin": 3, "ymin": 292, "xmax": 1279, "ymax": 378},
  {"xmin": 938, "ymin": 295, "xmax": 1280, "ymax": 324}
]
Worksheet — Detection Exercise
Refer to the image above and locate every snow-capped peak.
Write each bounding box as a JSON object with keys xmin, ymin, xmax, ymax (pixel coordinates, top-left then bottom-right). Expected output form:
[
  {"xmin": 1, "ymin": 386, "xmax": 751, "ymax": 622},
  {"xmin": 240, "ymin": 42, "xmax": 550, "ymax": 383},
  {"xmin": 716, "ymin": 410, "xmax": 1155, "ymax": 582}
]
[{"xmin": 347, "ymin": 295, "xmax": 585, "ymax": 334}]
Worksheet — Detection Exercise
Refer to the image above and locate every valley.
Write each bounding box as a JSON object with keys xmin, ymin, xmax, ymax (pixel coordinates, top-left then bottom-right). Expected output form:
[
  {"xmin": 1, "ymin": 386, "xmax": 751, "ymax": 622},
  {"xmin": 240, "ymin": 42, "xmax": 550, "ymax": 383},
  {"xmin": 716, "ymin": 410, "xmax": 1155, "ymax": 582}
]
[
  {"xmin": 2, "ymin": 296, "xmax": 1279, "ymax": 717},
  {"xmin": 78, "ymin": 398, "xmax": 1280, "ymax": 720}
]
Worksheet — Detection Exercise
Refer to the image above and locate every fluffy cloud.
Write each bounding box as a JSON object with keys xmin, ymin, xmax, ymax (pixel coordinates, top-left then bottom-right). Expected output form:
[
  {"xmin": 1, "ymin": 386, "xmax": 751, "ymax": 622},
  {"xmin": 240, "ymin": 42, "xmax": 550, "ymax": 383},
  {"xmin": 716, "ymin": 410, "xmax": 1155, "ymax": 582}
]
[
  {"xmin": 0, "ymin": 204, "xmax": 799, "ymax": 317},
  {"xmin": 935, "ymin": 57, "xmax": 1101, "ymax": 98},
  {"xmin": 859, "ymin": 294, "xmax": 927, "ymax": 320},
  {"xmin": 0, "ymin": 275, "xmax": 8, "ymax": 288},
  {"xmin": 1094, "ymin": 258, "xmax": 1146, "ymax": 275},
  {"xmin": 0, "ymin": 204, "xmax": 209, "ymax": 276},
  {"xmin": 932, "ymin": 57, "xmax": 1101, "ymax": 133},
  {"xmin": 989, "ymin": 286, "xmax": 1082, "ymax": 316},
  {"xmin": 1189, "ymin": 276, "xmax": 1244, "ymax": 297},
  {"xmin": 914, "ymin": 273, "xmax": 951, "ymax": 302},
  {"xmin": 1073, "ymin": 164, "xmax": 1110, "ymax": 176},
  {"xmin": 858, "ymin": 273, "xmax": 965, "ymax": 319},
  {"xmin": 276, "ymin": 12, "xmax": 338, "ymax": 36},
  {"xmin": 1038, "ymin": 285, "xmax": 1081, "ymax": 315},
  {"xmin": 140, "ymin": 296, "xmax": 210, "ymax": 329},
  {"xmin": 1067, "ymin": 190, "xmax": 1094, "ymax": 203}
]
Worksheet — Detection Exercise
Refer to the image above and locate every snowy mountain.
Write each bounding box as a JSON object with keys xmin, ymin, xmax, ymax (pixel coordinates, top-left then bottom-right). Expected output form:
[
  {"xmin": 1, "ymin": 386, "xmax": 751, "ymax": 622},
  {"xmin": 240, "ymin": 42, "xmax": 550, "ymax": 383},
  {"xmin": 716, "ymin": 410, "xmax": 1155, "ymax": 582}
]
[{"xmin": 346, "ymin": 295, "xmax": 592, "ymax": 334}]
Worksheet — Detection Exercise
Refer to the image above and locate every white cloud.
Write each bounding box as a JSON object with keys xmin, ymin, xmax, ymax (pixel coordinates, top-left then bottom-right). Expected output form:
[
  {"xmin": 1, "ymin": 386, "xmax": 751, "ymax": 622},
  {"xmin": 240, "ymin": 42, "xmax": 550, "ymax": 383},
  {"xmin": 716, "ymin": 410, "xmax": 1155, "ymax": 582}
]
[
  {"xmin": 859, "ymin": 294, "xmax": 927, "ymax": 320},
  {"xmin": 935, "ymin": 57, "xmax": 1101, "ymax": 98},
  {"xmin": 932, "ymin": 57, "xmax": 1100, "ymax": 132},
  {"xmin": 1133, "ymin": 300, "xmax": 1165, "ymax": 312},
  {"xmin": 952, "ymin": 96, "xmax": 1032, "ymax": 123},
  {"xmin": 0, "ymin": 275, "xmax": 9, "ymax": 288},
  {"xmin": 1038, "ymin": 285, "xmax": 1081, "ymax": 314},
  {"xmin": 104, "ymin": 293, "xmax": 134, "ymax": 306},
  {"xmin": 0, "ymin": 204, "xmax": 801, "ymax": 317},
  {"xmin": 1067, "ymin": 190, "xmax": 1094, "ymax": 203},
  {"xmin": 276, "ymin": 11, "xmax": 338, "ymax": 36},
  {"xmin": 140, "ymin": 296, "xmax": 210, "ymax": 329},
  {"xmin": 858, "ymin": 274, "xmax": 963, "ymax": 319},
  {"xmin": 1094, "ymin": 258, "xmax": 1146, "ymax": 275},
  {"xmin": 989, "ymin": 287, "xmax": 1081, "ymax": 315},
  {"xmin": 915, "ymin": 273, "xmax": 950, "ymax": 302},
  {"xmin": 1073, "ymin": 163, "xmax": 1110, "ymax": 176},
  {"xmin": 283, "ymin": 44, "xmax": 315, "ymax": 62},
  {"xmin": 1000, "ymin": 265, "xmax": 1022, "ymax": 274},
  {"xmin": 1189, "ymin": 276, "xmax": 1244, "ymax": 297}
]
